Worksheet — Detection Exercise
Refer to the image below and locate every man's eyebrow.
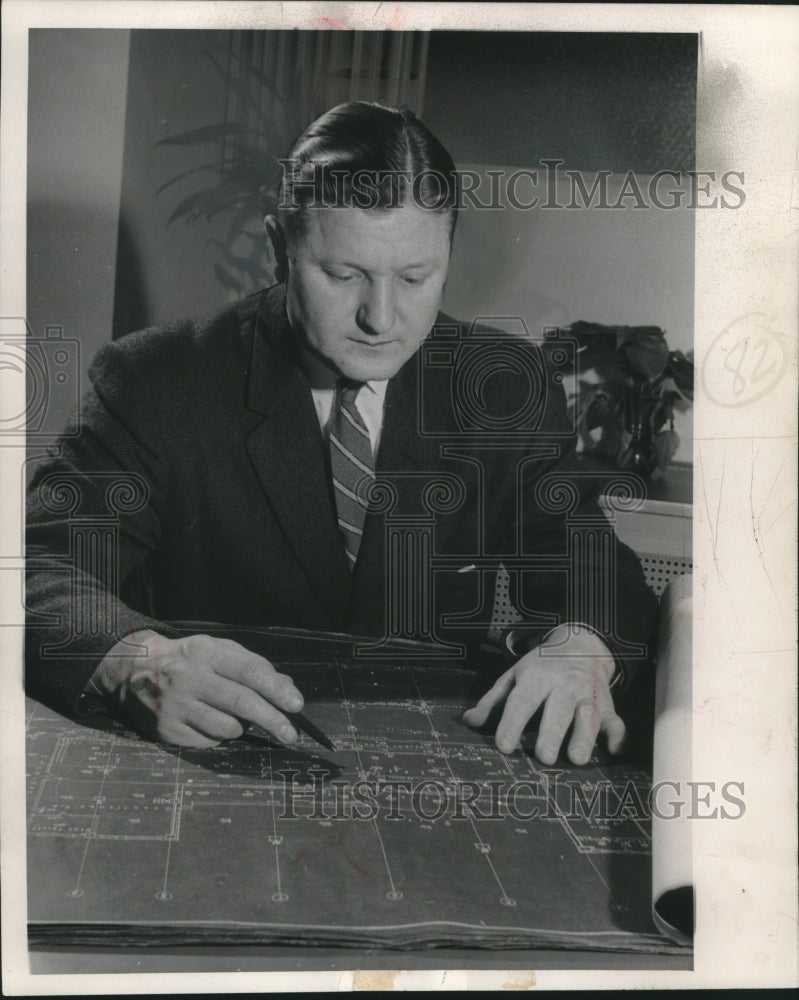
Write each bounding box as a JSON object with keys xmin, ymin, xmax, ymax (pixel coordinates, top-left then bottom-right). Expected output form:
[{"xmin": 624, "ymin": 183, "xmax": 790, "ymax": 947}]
[{"xmin": 320, "ymin": 257, "xmax": 436, "ymax": 271}]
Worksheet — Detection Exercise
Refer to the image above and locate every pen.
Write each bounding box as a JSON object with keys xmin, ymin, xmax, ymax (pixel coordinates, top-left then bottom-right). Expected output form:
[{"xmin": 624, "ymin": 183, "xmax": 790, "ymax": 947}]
[{"xmin": 287, "ymin": 711, "xmax": 337, "ymax": 752}]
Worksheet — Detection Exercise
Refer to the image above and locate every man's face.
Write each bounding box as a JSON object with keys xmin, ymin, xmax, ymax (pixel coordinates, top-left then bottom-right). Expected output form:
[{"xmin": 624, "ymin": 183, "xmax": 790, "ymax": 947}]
[{"xmin": 283, "ymin": 204, "xmax": 452, "ymax": 383}]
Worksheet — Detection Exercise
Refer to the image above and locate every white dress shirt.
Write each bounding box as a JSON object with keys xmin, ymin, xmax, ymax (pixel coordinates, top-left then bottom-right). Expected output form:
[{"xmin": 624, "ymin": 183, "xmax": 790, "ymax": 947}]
[{"xmin": 297, "ymin": 342, "xmax": 388, "ymax": 458}]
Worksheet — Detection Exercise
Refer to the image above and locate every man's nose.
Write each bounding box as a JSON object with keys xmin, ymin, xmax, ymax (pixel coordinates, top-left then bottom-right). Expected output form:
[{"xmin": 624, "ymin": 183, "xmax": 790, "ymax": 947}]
[{"xmin": 356, "ymin": 280, "xmax": 396, "ymax": 336}]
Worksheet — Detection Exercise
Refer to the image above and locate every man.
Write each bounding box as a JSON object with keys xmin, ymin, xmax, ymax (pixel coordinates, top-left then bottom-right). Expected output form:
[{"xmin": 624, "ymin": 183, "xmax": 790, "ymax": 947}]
[{"xmin": 25, "ymin": 101, "xmax": 657, "ymax": 765}]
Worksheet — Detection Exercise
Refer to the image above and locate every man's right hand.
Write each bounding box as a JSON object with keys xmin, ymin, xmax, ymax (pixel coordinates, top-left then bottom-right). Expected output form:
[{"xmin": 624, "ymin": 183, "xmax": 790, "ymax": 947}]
[{"xmin": 91, "ymin": 630, "xmax": 304, "ymax": 748}]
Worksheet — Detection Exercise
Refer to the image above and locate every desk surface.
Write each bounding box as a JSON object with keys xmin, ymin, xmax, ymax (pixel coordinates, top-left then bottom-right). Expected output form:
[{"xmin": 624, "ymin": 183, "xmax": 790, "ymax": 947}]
[
  {"xmin": 28, "ymin": 943, "xmax": 692, "ymax": 974},
  {"xmin": 26, "ymin": 627, "xmax": 691, "ymax": 973}
]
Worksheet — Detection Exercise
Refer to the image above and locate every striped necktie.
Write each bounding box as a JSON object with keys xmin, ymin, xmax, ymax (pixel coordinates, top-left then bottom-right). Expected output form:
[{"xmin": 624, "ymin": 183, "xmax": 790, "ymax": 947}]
[{"xmin": 330, "ymin": 381, "xmax": 375, "ymax": 568}]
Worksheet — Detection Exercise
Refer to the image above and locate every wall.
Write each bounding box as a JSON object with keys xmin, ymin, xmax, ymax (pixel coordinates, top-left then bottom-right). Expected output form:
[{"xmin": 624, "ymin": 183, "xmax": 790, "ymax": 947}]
[
  {"xmin": 444, "ymin": 168, "xmax": 694, "ymax": 345},
  {"xmin": 27, "ymin": 29, "xmax": 131, "ymax": 447},
  {"xmin": 112, "ymin": 29, "xmax": 235, "ymax": 338},
  {"xmin": 423, "ymin": 31, "xmax": 697, "ymax": 175},
  {"xmin": 442, "ymin": 167, "xmax": 695, "ymax": 463}
]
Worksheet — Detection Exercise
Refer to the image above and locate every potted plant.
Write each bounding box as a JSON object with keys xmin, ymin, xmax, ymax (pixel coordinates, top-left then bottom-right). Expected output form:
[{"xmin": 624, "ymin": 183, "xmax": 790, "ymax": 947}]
[
  {"xmin": 155, "ymin": 48, "xmax": 284, "ymax": 295},
  {"xmin": 563, "ymin": 321, "xmax": 694, "ymax": 477}
]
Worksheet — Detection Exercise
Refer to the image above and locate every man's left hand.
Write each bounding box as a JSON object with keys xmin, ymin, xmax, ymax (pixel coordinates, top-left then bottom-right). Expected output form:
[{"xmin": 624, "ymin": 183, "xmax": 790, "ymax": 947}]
[{"xmin": 462, "ymin": 625, "xmax": 625, "ymax": 765}]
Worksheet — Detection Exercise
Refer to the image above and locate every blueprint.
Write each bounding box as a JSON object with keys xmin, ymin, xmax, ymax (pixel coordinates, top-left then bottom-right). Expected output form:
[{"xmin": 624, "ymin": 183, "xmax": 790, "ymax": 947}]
[{"xmin": 27, "ymin": 639, "xmax": 686, "ymax": 952}]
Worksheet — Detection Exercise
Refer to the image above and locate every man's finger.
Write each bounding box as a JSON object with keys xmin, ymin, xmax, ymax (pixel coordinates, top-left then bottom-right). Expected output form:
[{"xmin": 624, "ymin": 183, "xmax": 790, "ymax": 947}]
[
  {"xmin": 602, "ymin": 712, "xmax": 627, "ymax": 756},
  {"xmin": 153, "ymin": 719, "xmax": 223, "ymax": 750},
  {"xmin": 186, "ymin": 702, "xmax": 246, "ymax": 742},
  {"xmin": 493, "ymin": 678, "xmax": 547, "ymax": 755},
  {"xmin": 565, "ymin": 698, "xmax": 604, "ymax": 766},
  {"xmin": 462, "ymin": 668, "xmax": 516, "ymax": 728},
  {"xmin": 209, "ymin": 642, "xmax": 303, "ymax": 713},
  {"xmin": 200, "ymin": 674, "xmax": 300, "ymax": 745},
  {"xmin": 535, "ymin": 688, "xmax": 581, "ymax": 765}
]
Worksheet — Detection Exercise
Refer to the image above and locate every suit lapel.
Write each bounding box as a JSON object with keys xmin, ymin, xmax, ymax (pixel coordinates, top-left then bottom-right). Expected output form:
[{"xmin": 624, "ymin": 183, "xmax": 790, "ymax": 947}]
[
  {"xmin": 244, "ymin": 288, "xmax": 352, "ymax": 626},
  {"xmin": 245, "ymin": 292, "xmax": 460, "ymax": 635}
]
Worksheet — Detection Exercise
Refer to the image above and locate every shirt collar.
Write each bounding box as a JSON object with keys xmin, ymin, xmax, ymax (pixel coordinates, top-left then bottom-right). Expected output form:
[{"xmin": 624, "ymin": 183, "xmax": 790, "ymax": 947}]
[
  {"xmin": 361, "ymin": 379, "xmax": 389, "ymax": 401},
  {"xmin": 297, "ymin": 341, "xmax": 389, "ymax": 399}
]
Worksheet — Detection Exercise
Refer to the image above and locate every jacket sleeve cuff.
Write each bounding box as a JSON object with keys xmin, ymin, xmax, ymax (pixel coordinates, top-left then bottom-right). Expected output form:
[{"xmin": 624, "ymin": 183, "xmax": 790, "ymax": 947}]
[
  {"xmin": 70, "ymin": 620, "xmax": 183, "ymax": 718},
  {"xmin": 75, "ymin": 673, "xmax": 112, "ymax": 719},
  {"xmin": 502, "ymin": 622, "xmax": 625, "ymax": 691}
]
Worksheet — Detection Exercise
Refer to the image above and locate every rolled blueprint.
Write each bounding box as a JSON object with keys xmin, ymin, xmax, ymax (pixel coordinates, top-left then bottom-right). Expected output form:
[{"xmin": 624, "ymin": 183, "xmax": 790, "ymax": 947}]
[{"xmin": 651, "ymin": 573, "xmax": 694, "ymax": 944}]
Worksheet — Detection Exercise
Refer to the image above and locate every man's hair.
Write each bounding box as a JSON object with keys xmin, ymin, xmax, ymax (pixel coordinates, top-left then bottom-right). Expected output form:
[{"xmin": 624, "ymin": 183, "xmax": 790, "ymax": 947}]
[{"xmin": 277, "ymin": 101, "xmax": 459, "ymax": 242}]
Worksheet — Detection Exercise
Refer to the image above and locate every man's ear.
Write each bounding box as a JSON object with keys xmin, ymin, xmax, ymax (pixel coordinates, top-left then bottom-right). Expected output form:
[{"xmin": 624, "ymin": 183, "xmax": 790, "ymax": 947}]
[{"xmin": 264, "ymin": 214, "xmax": 287, "ymax": 282}]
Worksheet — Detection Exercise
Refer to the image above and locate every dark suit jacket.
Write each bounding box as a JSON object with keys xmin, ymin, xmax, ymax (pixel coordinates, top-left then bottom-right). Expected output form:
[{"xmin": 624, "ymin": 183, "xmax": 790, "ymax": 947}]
[{"xmin": 25, "ymin": 285, "xmax": 658, "ymax": 715}]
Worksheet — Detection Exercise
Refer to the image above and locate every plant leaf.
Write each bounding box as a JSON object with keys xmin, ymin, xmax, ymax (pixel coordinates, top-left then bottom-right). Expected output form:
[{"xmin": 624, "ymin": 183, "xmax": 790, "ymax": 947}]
[
  {"xmin": 156, "ymin": 162, "xmax": 223, "ymax": 197},
  {"xmin": 565, "ymin": 323, "xmax": 632, "ymax": 386},
  {"xmin": 202, "ymin": 181, "xmax": 259, "ymax": 220},
  {"xmin": 208, "ymin": 241, "xmax": 270, "ymax": 282},
  {"xmin": 226, "ymin": 47, "xmax": 284, "ymax": 102},
  {"xmin": 576, "ymin": 384, "xmax": 625, "ymax": 462},
  {"xmin": 224, "ymin": 202, "xmax": 265, "ymax": 243},
  {"xmin": 666, "ymin": 350, "xmax": 695, "ymax": 399},
  {"xmin": 223, "ymin": 156, "xmax": 280, "ymax": 184},
  {"xmin": 654, "ymin": 429, "xmax": 680, "ymax": 470},
  {"xmin": 166, "ymin": 180, "xmax": 258, "ymax": 227},
  {"xmin": 204, "ymin": 49, "xmax": 273, "ymax": 127},
  {"xmin": 166, "ymin": 188, "xmax": 222, "ymax": 227},
  {"xmin": 565, "ymin": 322, "xmax": 618, "ymax": 367},
  {"xmin": 650, "ymin": 390, "xmax": 680, "ymax": 435},
  {"xmin": 615, "ymin": 324, "xmax": 663, "ymax": 347},
  {"xmin": 619, "ymin": 329, "xmax": 670, "ymax": 379},
  {"xmin": 212, "ymin": 263, "xmax": 242, "ymax": 293},
  {"xmin": 156, "ymin": 122, "xmax": 258, "ymax": 147},
  {"xmin": 583, "ymin": 390, "xmax": 616, "ymax": 431}
]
